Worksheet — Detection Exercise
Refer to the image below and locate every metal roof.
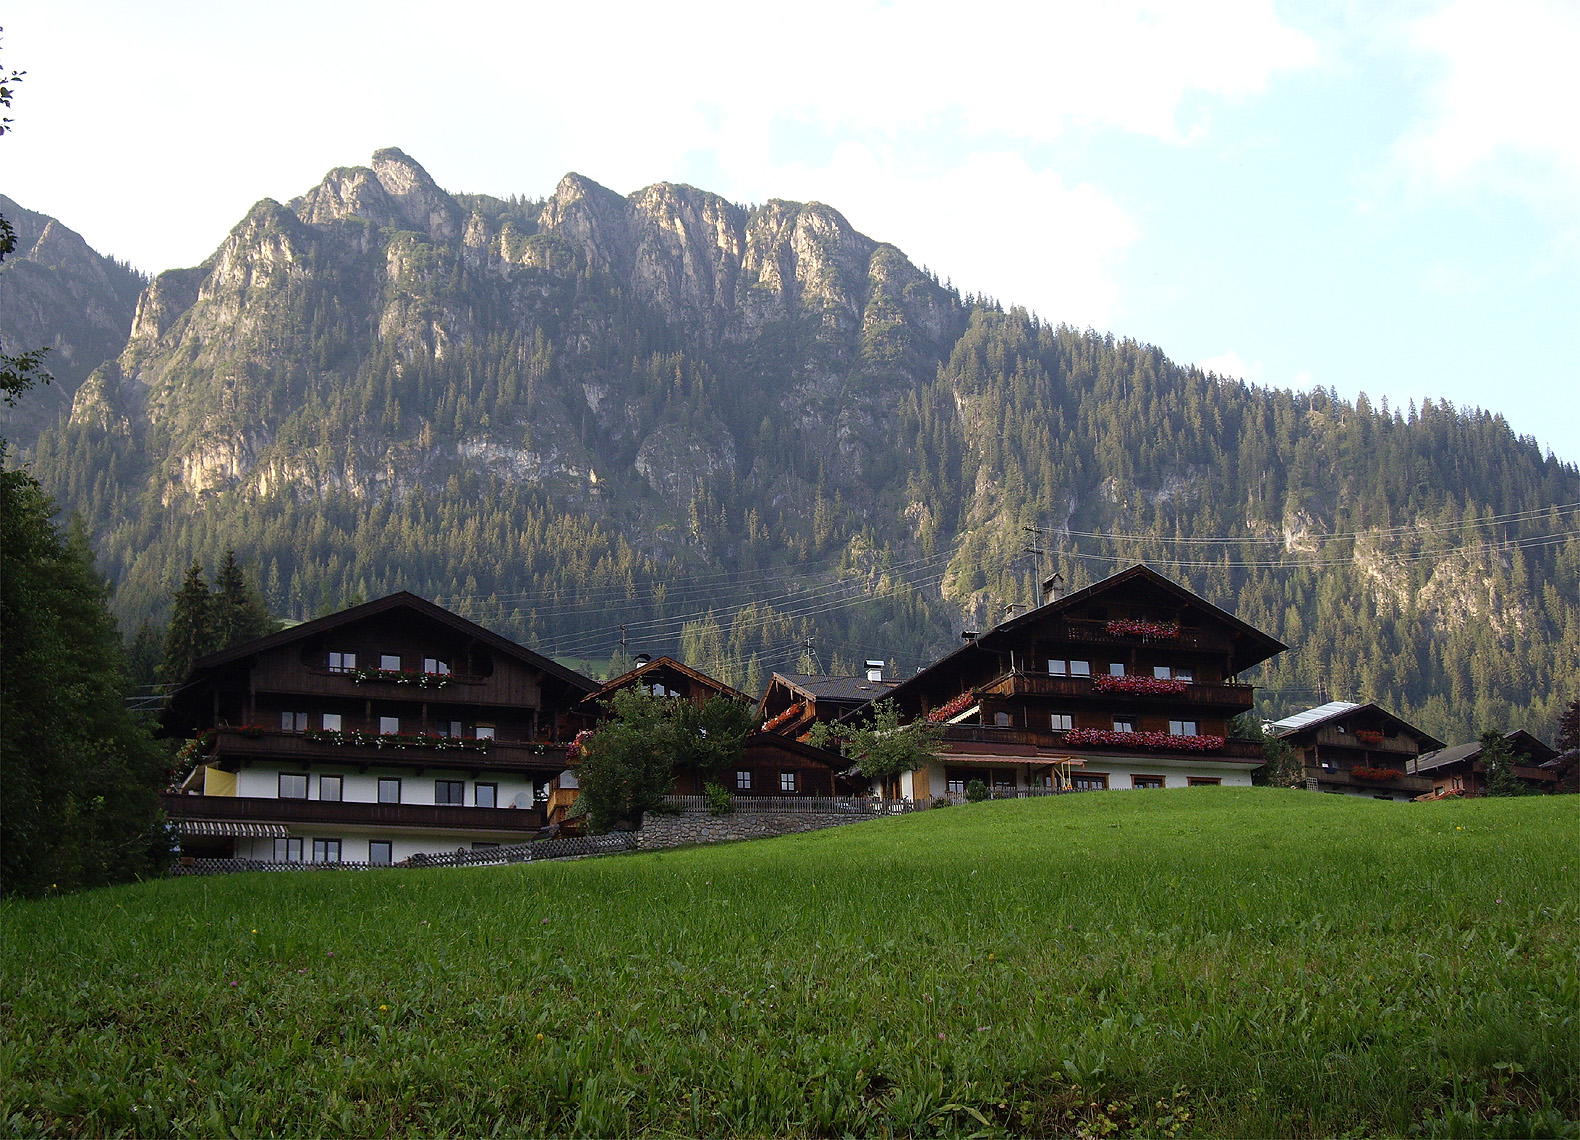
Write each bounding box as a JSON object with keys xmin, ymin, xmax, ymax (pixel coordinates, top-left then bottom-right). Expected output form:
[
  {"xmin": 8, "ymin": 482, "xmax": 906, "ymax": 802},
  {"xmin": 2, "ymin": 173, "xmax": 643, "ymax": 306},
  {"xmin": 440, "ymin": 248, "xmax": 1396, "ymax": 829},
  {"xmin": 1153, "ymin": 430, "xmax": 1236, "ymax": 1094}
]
[
  {"xmin": 774, "ymin": 674, "xmax": 898, "ymax": 704},
  {"xmin": 1270, "ymin": 701, "xmax": 1361, "ymax": 733}
]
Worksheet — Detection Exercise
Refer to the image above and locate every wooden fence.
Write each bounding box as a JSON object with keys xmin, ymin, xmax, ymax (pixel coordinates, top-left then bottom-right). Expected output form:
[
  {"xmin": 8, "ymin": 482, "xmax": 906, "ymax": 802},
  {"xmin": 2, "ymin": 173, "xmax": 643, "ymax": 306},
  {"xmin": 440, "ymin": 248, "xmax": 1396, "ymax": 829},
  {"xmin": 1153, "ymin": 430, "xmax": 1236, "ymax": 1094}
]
[
  {"xmin": 660, "ymin": 795, "xmax": 918, "ymax": 815},
  {"xmin": 168, "ymin": 832, "xmax": 637, "ymax": 876}
]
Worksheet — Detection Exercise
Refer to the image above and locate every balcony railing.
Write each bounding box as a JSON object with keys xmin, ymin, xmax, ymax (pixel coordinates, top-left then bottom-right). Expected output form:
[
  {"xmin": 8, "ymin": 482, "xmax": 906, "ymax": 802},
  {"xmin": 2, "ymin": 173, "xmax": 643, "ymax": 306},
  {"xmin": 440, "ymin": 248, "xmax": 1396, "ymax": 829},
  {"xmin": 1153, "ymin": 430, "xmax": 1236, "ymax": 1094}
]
[
  {"xmin": 205, "ymin": 728, "xmax": 570, "ymax": 773},
  {"xmin": 1312, "ymin": 728, "xmax": 1422, "ymax": 754},
  {"xmin": 1055, "ymin": 618, "xmax": 1235, "ymax": 652},
  {"xmin": 940, "ymin": 724, "xmax": 1265, "ymax": 760},
  {"xmin": 1306, "ymin": 767, "xmax": 1433, "ymax": 793},
  {"xmin": 161, "ymin": 792, "xmax": 545, "ymax": 832},
  {"xmin": 973, "ymin": 671, "xmax": 1254, "ymax": 709}
]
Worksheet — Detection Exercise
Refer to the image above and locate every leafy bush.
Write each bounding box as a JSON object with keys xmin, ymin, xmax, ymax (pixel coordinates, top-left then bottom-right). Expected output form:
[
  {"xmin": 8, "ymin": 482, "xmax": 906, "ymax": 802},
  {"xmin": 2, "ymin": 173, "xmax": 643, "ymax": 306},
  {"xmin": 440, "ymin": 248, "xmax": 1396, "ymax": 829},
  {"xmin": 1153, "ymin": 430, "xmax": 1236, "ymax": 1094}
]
[
  {"xmin": 703, "ymin": 782, "xmax": 733, "ymax": 816},
  {"xmin": 965, "ymin": 779, "xmax": 989, "ymax": 802}
]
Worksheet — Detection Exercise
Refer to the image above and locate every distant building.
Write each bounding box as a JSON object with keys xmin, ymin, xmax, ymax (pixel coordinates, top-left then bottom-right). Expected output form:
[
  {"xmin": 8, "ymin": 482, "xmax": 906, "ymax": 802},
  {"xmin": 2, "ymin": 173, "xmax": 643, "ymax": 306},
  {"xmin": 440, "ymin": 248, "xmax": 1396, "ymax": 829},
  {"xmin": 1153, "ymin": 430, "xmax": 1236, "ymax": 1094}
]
[
  {"xmin": 159, "ymin": 592, "xmax": 598, "ymax": 863},
  {"xmin": 870, "ymin": 564, "xmax": 1287, "ymax": 799},
  {"xmin": 757, "ymin": 670, "xmax": 898, "ymax": 740},
  {"xmin": 1270, "ymin": 701, "xmax": 1443, "ymax": 801},
  {"xmin": 1410, "ymin": 730, "xmax": 1561, "ymax": 797}
]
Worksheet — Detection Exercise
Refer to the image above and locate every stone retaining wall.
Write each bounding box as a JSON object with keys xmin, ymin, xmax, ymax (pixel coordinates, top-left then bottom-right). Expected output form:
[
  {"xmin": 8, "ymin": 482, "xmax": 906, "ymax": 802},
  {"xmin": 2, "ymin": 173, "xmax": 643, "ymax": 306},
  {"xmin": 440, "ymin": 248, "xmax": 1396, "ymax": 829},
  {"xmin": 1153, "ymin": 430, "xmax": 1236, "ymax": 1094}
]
[{"xmin": 635, "ymin": 810, "xmax": 871, "ymax": 851}]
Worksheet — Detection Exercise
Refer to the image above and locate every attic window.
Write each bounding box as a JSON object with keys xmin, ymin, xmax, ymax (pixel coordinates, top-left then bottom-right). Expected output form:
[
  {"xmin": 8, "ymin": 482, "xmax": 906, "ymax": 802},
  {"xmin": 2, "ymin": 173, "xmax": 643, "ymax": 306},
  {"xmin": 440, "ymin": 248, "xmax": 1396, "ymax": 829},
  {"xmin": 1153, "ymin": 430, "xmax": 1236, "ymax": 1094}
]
[{"xmin": 328, "ymin": 651, "xmax": 356, "ymax": 672}]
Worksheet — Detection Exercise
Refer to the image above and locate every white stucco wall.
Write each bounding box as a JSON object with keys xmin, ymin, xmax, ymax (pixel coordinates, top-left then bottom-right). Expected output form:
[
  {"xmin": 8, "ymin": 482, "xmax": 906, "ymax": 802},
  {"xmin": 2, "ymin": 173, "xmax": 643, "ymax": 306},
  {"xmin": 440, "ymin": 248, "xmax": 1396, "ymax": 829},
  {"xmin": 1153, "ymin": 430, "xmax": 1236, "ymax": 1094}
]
[{"xmin": 232, "ymin": 764, "xmax": 540, "ymax": 807}]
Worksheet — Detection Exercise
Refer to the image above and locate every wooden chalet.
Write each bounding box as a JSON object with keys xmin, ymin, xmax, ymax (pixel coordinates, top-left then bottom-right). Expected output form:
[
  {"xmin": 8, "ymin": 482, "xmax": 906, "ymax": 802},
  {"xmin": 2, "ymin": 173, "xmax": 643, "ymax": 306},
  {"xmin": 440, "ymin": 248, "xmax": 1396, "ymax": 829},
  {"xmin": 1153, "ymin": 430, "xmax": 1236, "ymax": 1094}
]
[
  {"xmin": 159, "ymin": 591, "xmax": 599, "ymax": 863},
  {"xmin": 1409, "ymin": 730, "xmax": 1561, "ymax": 798},
  {"xmin": 544, "ymin": 656, "xmax": 843, "ymax": 828},
  {"xmin": 1270, "ymin": 701, "xmax": 1444, "ymax": 801},
  {"xmin": 758, "ymin": 668, "xmax": 898, "ymax": 740},
  {"xmin": 872, "ymin": 564, "xmax": 1287, "ymax": 799}
]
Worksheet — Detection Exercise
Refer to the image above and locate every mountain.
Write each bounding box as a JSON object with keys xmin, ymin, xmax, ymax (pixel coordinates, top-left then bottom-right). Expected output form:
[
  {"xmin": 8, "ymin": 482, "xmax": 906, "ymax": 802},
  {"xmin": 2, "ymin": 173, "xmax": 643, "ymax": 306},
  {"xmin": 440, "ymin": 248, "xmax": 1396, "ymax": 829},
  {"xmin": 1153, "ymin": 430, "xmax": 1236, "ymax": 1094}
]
[
  {"xmin": 0, "ymin": 196, "xmax": 146, "ymax": 449},
  {"xmin": 17, "ymin": 149, "xmax": 1580, "ymax": 743}
]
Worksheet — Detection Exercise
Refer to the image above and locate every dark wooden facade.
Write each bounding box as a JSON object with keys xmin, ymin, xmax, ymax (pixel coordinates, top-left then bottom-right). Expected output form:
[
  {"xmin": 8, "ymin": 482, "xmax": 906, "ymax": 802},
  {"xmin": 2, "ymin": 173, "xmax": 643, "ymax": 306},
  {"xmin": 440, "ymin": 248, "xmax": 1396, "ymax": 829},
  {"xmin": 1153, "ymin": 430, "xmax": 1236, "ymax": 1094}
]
[
  {"xmin": 1409, "ymin": 730, "xmax": 1560, "ymax": 797},
  {"xmin": 1272, "ymin": 701, "xmax": 1444, "ymax": 801}
]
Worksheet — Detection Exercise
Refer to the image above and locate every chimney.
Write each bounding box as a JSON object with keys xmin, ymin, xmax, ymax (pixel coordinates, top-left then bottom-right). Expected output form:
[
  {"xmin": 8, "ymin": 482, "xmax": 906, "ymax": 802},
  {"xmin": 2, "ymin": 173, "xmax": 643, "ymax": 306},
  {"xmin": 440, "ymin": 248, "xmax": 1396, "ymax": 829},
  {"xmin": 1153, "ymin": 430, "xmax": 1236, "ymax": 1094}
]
[
  {"xmin": 865, "ymin": 659, "xmax": 885, "ymax": 683},
  {"xmin": 1041, "ymin": 571, "xmax": 1066, "ymax": 606}
]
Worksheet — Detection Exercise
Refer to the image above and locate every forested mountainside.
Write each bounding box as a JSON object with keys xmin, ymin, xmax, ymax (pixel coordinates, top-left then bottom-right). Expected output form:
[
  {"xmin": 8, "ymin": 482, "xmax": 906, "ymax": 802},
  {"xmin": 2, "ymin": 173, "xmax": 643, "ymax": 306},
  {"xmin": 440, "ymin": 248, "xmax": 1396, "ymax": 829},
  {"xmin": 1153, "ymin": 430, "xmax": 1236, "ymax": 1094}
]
[
  {"xmin": 0, "ymin": 195, "xmax": 145, "ymax": 450},
  {"xmin": 16, "ymin": 149, "xmax": 1579, "ymax": 743}
]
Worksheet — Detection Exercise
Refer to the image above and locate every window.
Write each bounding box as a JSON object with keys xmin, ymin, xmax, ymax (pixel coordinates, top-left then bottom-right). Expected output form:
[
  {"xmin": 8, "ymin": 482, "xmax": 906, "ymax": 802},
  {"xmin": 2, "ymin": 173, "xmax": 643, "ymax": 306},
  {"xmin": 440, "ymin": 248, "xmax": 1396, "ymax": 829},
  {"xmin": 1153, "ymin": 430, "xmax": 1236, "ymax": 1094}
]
[
  {"xmin": 780, "ymin": 772, "xmax": 798, "ymax": 793},
  {"xmin": 1048, "ymin": 659, "xmax": 1067, "ymax": 676},
  {"xmin": 280, "ymin": 711, "xmax": 308, "ymax": 731},
  {"xmin": 1175, "ymin": 668, "xmax": 1193, "ymax": 683},
  {"xmin": 1109, "ymin": 663, "xmax": 1126, "ymax": 676},
  {"xmin": 474, "ymin": 724, "xmax": 495, "ymax": 740},
  {"xmin": 1187, "ymin": 777, "xmax": 1221, "ymax": 787},
  {"xmin": 378, "ymin": 777, "xmax": 401, "ymax": 804},
  {"xmin": 379, "ymin": 716, "xmax": 399, "ymax": 734},
  {"xmin": 475, "ymin": 783, "xmax": 497, "ymax": 808},
  {"xmin": 1073, "ymin": 773, "xmax": 1109, "ymax": 790},
  {"xmin": 993, "ymin": 711, "xmax": 1012, "ymax": 727},
  {"xmin": 471, "ymin": 842, "xmax": 500, "ymax": 851},
  {"xmin": 1169, "ymin": 720, "xmax": 1198, "ymax": 736},
  {"xmin": 437, "ymin": 720, "xmax": 462, "ymax": 738},
  {"xmin": 1131, "ymin": 775, "xmax": 1165, "ymax": 789},
  {"xmin": 312, "ymin": 838, "xmax": 342, "ymax": 863},
  {"xmin": 1153, "ymin": 666, "xmax": 1172, "ymax": 679},
  {"xmin": 1112, "ymin": 718, "xmax": 1134, "ymax": 733},
  {"xmin": 735, "ymin": 770, "xmax": 752, "ymax": 790},
  {"xmin": 435, "ymin": 779, "xmax": 466, "ymax": 806},
  {"xmin": 274, "ymin": 837, "xmax": 304, "ymax": 862},
  {"xmin": 380, "ymin": 654, "xmax": 401, "ymax": 671},
  {"xmin": 278, "ymin": 772, "xmax": 308, "ymax": 799},
  {"xmin": 1051, "ymin": 713, "xmax": 1073, "ymax": 731},
  {"xmin": 328, "ymin": 651, "xmax": 356, "ymax": 672},
  {"xmin": 947, "ymin": 776, "xmax": 967, "ymax": 793},
  {"xmin": 321, "ymin": 712, "xmax": 342, "ymax": 731},
  {"xmin": 369, "ymin": 840, "xmax": 392, "ymax": 866},
  {"xmin": 319, "ymin": 775, "xmax": 342, "ymax": 801},
  {"xmin": 1069, "ymin": 660, "xmax": 1091, "ymax": 676},
  {"xmin": 422, "ymin": 658, "xmax": 450, "ymax": 675}
]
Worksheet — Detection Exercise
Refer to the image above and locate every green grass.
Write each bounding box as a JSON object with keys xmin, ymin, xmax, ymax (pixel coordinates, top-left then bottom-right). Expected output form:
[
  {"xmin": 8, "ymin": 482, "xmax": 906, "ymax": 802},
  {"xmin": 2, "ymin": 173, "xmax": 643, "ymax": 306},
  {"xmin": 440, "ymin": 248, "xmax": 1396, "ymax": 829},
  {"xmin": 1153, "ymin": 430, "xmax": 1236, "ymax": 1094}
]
[{"xmin": 3, "ymin": 789, "xmax": 1577, "ymax": 1138}]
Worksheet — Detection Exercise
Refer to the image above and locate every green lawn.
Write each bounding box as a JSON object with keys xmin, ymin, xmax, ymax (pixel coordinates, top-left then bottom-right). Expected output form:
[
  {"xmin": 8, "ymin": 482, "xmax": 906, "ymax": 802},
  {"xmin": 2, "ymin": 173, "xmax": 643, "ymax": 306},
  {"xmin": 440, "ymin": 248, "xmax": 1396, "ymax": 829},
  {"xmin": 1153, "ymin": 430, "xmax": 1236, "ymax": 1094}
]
[{"xmin": 3, "ymin": 789, "xmax": 1576, "ymax": 1138}]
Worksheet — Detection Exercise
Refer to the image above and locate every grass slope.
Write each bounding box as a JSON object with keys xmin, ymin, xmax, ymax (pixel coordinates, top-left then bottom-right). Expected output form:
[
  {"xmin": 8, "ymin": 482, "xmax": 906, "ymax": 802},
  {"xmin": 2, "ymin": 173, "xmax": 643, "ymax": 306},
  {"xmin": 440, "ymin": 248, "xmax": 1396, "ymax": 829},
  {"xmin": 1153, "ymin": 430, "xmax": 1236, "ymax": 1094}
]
[{"xmin": 3, "ymin": 789, "xmax": 1577, "ymax": 1138}]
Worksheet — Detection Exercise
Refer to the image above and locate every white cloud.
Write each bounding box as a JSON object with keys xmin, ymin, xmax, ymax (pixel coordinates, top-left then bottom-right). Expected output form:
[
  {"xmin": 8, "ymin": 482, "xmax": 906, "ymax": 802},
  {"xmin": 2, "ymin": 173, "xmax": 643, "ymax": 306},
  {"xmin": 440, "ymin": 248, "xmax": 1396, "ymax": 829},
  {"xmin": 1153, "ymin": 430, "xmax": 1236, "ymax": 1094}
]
[
  {"xmin": 1196, "ymin": 350, "xmax": 1263, "ymax": 383},
  {"xmin": 1394, "ymin": 0, "xmax": 1580, "ymax": 213}
]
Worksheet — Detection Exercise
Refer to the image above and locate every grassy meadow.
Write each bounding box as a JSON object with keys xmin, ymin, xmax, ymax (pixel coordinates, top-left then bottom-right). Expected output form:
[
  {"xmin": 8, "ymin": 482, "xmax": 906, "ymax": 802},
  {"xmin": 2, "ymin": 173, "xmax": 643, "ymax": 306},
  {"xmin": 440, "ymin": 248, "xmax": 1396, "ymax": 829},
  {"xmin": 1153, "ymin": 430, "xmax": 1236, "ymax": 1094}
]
[{"xmin": 2, "ymin": 788, "xmax": 1577, "ymax": 1138}]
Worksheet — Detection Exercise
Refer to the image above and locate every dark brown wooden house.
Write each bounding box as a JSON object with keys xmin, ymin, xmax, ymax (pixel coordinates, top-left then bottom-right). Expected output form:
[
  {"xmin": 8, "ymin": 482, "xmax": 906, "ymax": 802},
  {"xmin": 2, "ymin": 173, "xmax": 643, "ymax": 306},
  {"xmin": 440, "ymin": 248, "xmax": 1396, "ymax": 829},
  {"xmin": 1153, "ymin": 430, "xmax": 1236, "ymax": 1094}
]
[
  {"xmin": 1270, "ymin": 701, "xmax": 1444, "ymax": 801},
  {"xmin": 159, "ymin": 591, "xmax": 599, "ymax": 862},
  {"xmin": 1409, "ymin": 730, "xmax": 1561, "ymax": 797}
]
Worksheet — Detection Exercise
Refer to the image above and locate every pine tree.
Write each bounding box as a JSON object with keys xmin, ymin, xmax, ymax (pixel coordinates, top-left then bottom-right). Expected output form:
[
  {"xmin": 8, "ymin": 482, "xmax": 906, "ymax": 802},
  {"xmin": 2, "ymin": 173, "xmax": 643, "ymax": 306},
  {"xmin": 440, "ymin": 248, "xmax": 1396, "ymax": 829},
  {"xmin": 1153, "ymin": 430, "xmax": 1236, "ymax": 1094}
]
[
  {"xmin": 212, "ymin": 549, "xmax": 276, "ymax": 650},
  {"xmin": 159, "ymin": 562, "xmax": 213, "ymax": 685},
  {"xmin": 1, "ymin": 465, "xmax": 168, "ymax": 896}
]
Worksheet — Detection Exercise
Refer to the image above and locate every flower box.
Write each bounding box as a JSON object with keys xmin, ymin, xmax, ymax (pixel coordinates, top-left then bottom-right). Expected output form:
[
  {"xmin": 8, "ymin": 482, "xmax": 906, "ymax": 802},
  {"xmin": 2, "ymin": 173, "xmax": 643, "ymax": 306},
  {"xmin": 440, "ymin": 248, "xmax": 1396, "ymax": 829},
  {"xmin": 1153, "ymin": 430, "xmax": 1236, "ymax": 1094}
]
[
  {"xmin": 1350, "ymin": 765, "xmax": 1404, "ymax": 782},
  {"xmin": 302, "ymin": 728, "xmax": 490, "ymax": 752},
  {"xmin": 347, "ymin": 667, "xmax": 452, "ymax": 690},
  {"xmin": 927, "ymin": 692, "xmax": 978, "ymax": 723},
  {"xmin": 763, "ymin": 703, "xmax": 805, "ymax": 732},
  {"xmin": 1354, "ymin": 730, "xmax": 1385, "ymax": 746},
  {"xmin": 1092, "ymin": 674, "xmax": 1188, "ymax": 696},
  {"xmin": 1064, "ymin": 729, "xmax": 1225, "ymax": 753},
  {"xmin": 1105, "ymin": 619, "xmax": 1180, "ymax": 639}
]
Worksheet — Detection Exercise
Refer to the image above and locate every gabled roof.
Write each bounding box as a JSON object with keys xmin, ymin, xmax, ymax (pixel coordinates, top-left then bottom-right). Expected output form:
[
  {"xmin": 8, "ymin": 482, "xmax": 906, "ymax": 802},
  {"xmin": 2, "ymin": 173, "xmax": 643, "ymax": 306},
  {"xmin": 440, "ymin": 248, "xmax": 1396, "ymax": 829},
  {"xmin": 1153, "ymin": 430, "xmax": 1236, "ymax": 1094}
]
[
  {"xmin": 881, "ymin": 563, "xmax": 1287, "ymax": 710},
  {"xmin": 159, "ymin": 591, "xmax": 597, "ymax": 733},
  {"xmin": 1412, "ymin": 730, "xmax": 1557, "ymax": 775},
  {"xmin": 580, "ymin": 656, "xmax": 750, "ymax": 707},
  {"xmin": 1272, "ymin": 700, "xmax": 1446, "ymax": 750},
  {"xmin": 767, "ymin": 673, "xmax": 898, "ymax": 705}
]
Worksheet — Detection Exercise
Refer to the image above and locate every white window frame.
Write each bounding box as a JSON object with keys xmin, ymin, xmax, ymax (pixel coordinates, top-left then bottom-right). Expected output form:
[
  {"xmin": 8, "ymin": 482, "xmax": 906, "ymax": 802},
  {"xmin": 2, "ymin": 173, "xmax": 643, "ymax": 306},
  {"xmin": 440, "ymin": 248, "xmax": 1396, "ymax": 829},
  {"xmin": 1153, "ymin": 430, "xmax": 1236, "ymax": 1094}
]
[
  {"xmin": 379, "ymin": 716, "xmax": 400, "ymax": 735},
  {"xmin": 735, "ymin": 770, "xmax": 752, "ymax": 790},
  {"xmin": 1069, "ymin": 660, "xmax": 1091, "ymax": 677},
  {"xmin": 321, "ymin": 712, "xmax": 342, "ymax": 731},
  {"xmin": 1112, "ymin": 717, "xmax": 1134, "ymax": 733},
  {"xmin": 422, "ymin": 658, "xmax": 451, "ymax": 675},
  {"xmin": 1050, "ymin": 713, "xmax": 1073, "ymax": 731},
  {"xmin": 380, "ymin": 654, "xmax": 402, "ymax": 671},
  {"xmin": 1048, "ymin": 659, "xmax": 1067, "ymax": 676},
  {"xmin": 780, "ymin": 771, "xmax": 798, "ymax": 793},
  {"xmin": 1169, "ymin": 719, "xmax": 1198, "ymax": 736},
  {"xmin": 328, "ymin": 651, "xmax": 356, "ymax": 672},
  {"xmin": 1109, "ymin": 663, "xmax": 1126, "ymax": 676},
  {"xmin": 474, "ymin": 724, "xmax": 495, "ymax": 740}
]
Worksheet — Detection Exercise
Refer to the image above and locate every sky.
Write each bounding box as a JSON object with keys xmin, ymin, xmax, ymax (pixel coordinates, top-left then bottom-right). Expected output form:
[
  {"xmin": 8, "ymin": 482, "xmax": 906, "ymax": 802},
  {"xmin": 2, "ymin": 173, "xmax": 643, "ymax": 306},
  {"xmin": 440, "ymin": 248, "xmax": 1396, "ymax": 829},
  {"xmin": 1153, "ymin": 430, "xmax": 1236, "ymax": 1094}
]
[{"xmin": 3, "ymin": 0, "xmax": 1577, "ymax": 461}]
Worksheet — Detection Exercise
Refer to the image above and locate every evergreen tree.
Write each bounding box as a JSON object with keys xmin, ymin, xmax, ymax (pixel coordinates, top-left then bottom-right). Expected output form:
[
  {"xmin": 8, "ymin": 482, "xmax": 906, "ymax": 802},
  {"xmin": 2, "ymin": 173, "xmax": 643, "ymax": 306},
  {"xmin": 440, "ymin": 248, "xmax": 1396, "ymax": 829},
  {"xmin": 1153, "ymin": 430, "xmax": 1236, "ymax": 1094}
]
[
  {"xmin": 212, "ymin": 549, "xmax": 276, "ymax": 650},
  {"xmin": 1, "ymin": 462, "xmax": 168, "ymax": 897},
  {"xmin": 1479, "ymin": 731, "xmax": 1530, "ymax": 797},
  {"xmin": 159, "ymin": 562, "xmax": 213, "ymax": 685}
]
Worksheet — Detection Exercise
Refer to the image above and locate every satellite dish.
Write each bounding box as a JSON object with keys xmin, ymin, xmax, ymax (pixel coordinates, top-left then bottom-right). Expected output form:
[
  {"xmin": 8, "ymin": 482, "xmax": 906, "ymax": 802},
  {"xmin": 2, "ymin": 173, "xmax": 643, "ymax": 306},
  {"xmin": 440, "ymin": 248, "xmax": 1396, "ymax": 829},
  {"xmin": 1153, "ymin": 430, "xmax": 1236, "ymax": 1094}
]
[{"xmin": 512, "ymin": 791, "xmax": 533, "ymax": 809}]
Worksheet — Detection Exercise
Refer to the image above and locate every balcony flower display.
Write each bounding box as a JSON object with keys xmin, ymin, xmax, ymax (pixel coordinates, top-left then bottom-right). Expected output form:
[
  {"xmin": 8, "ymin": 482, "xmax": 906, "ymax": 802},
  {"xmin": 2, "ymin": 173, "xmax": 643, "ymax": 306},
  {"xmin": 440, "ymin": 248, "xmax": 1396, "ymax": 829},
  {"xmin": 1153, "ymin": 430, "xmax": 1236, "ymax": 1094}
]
[
  {"xmin": 1105, "ymin": 619, "xmax": 1179, "ymax": 639},
  {"xmin": 1092, "ymin": 674, "xmax": 1187, "ymax": 696},
  {"xmin": 763, "ymin": 703, "xmax": 805, "ymax": 732},
  {"xmin": 347, "ymin": 667, "xmax": 452, "ymax": 690},
  {"xmin": 927, "ymin": 691, "xmax": 978, "ymax": 723},
  {"xmin": 1064, "ymin": 728, "xmax": 1226, "ymax": 753},
  {"xmin": 1350, "ymin": 765, "xmax": 1404, "ymax": 782},
  {"xmin": 1354, "ymin": 730, "xmax": 1385, "ymax": 746},
  {"xmin": 565, "ymin": 728, "xmax": 594, "ymax": 762},
  {"xmin": 302, "ymin": 727, "xmax": 490, "ymax": 752}
]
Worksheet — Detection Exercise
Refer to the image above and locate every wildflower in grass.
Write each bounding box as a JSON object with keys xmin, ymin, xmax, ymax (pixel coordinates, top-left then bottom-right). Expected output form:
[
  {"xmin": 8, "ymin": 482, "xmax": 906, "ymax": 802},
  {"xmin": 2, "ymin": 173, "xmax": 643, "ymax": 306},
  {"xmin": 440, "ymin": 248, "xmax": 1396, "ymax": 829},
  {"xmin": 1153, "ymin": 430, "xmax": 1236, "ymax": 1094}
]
[
  {"xmin": 541, "ymin": 917, "xmax": 550, "ymax": 925},
  {"xmin": 229, "ymin": 981, "xmax": 237, "ymax": 987},
  {"xmin": 379, "ymin": 1005, "xmax": 388, "ymax": 1011},
  {"xmin": 536, "ymin": 1033, "xmax": 544, "ymax": 1043},
  {"xmin": 937, "ymin": 1032, "xmax": 946, "ymax": 1040},
  {"xmin": 988, "ymin": 953, "xmax": 995, "ymax": 961}
]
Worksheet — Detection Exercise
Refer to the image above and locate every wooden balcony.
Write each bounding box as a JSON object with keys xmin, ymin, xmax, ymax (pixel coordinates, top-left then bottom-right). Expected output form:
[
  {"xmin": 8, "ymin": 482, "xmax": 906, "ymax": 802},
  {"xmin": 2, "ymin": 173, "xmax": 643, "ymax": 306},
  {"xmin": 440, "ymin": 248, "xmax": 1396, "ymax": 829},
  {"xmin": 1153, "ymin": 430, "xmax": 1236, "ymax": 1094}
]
[
  {"xmin": 940, "ymin": 724, "xmax": 1265, "ymax": 760},
  {"xmin": 1306, "ymin": 768, "xmax": 1433, "ymax": 795},
  {"xmin": 206, "ymin": 728, "xmax": 570, "ymax": 774},
  {"xmin": 161, "ymin": 792, "xmax": 545, "ymax": 832},
  {"xmin": 974, "ymin": 671, "xmax": 1255, "ymax": 711},
  {"xmin": 1311, "ymin": 728, "xmax": 1422, "ymax": 755},
  {"xmin": 1055, "ymin": 618, "xmax": 1236, "ymax": 653}
]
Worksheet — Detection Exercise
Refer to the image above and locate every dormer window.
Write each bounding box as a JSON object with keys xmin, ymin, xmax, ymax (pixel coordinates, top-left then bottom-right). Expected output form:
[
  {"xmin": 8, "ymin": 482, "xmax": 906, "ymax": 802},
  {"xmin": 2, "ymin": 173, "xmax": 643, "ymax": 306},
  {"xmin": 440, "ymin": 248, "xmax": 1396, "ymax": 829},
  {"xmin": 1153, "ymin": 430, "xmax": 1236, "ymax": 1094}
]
[{"xmin": 328, "ymin": 651, "xmax": 356, "ymax": 672}]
